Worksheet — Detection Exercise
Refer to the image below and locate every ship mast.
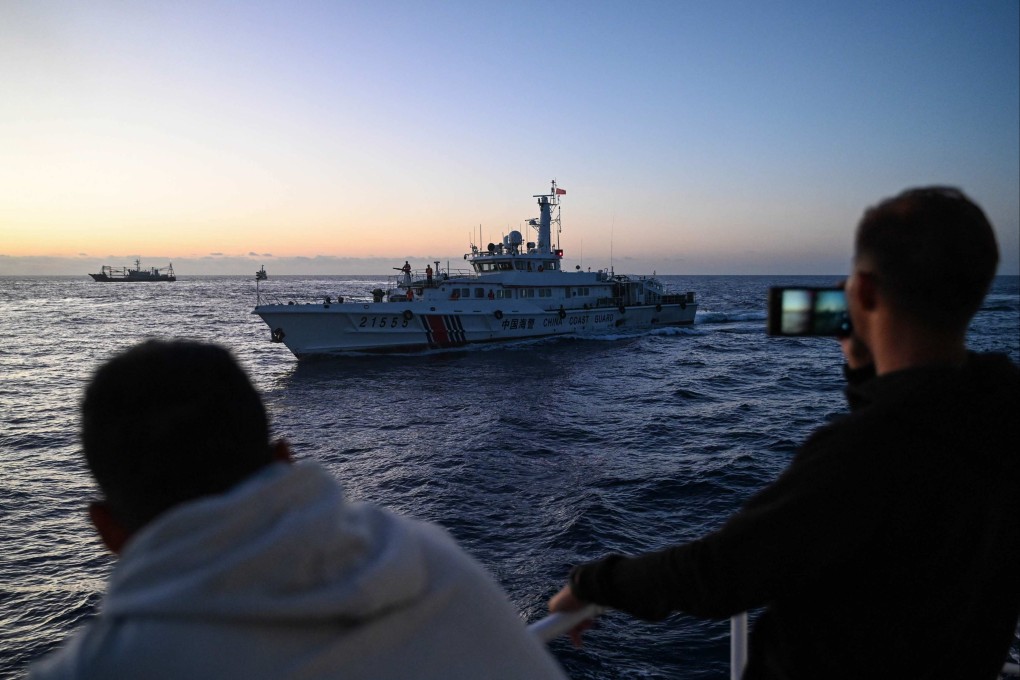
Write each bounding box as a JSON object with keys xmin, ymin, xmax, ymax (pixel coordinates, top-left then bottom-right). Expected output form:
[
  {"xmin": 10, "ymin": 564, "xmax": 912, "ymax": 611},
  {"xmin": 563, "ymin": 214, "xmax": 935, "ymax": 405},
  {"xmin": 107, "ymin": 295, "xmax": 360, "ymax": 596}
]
[{"xmin": 532, "ymin": 179, "xmax": 563, "ymax": 254}]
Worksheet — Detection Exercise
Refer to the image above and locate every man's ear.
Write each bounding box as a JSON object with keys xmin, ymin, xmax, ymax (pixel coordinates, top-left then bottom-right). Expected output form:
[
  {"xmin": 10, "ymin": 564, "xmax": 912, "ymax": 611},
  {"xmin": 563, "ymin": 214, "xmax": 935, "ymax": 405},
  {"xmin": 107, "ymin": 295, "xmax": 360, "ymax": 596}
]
[
  {"xmin": 851, "ymin": 270, "xmax": 881, "ymax": 312},
  {"xmin": 272, "ymin": 439, "xmax": 292, "ymax": 464},
  {"xmin": 88, "ymin": 501, "xmax": 132, "ymax": 555}
]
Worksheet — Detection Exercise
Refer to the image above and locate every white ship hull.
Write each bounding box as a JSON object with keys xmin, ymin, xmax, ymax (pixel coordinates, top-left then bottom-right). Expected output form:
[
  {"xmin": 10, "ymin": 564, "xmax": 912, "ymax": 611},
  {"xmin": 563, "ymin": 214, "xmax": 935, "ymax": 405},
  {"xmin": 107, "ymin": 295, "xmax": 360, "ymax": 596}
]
[
  {"xmin": 255, "ymin": 299, "xmax": 696, "ymax": 356},
  {"xmin": 252, "ymin": 181, "xmax": 699, "ymax": 358}
]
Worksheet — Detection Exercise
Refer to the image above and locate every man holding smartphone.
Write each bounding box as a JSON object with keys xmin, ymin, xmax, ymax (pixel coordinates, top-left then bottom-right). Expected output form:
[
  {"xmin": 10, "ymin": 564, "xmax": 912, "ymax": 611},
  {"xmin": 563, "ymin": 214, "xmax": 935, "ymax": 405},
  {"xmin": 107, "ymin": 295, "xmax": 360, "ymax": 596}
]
[{"xmin": 549, "ymin": 187, "xmax": 1020, "ymax": 679}]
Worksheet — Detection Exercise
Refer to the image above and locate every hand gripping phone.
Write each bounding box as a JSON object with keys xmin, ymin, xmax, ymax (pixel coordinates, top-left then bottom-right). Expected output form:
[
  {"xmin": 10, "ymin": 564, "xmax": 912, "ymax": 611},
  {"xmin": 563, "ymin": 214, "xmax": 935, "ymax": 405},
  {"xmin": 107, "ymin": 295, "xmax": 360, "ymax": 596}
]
[{"xmin": 766, "ymin": 286, "xmax": 851, "ymax": 337}]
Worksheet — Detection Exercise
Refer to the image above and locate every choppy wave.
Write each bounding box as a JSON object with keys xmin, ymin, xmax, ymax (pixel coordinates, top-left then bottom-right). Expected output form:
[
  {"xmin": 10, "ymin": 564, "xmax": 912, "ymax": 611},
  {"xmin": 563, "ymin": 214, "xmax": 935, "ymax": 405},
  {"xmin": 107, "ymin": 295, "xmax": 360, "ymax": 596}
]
[{"xmin": 1, "ymin": 274, "xmax": 1016, "ymax": 679}]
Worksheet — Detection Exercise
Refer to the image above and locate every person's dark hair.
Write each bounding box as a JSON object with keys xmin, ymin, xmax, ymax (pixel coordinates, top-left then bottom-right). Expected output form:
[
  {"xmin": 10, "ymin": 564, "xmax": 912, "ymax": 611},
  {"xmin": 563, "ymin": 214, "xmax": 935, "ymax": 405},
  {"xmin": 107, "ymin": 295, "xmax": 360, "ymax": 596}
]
[
  {"xmin": 82, "ymin": 340, "xmax": 272, "ymax": 531},
  {"xmin": 855, "ymin": 186, "xmax": 999, "ymax": 332}
]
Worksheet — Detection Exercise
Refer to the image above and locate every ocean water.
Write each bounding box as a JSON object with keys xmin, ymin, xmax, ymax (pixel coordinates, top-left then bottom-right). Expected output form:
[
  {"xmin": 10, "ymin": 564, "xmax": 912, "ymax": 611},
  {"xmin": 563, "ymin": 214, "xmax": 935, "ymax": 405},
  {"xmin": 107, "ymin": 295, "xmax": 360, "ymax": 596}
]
[{"xmin": 1, "ymin": 274, "xmax": 1017, "ymax": 679}]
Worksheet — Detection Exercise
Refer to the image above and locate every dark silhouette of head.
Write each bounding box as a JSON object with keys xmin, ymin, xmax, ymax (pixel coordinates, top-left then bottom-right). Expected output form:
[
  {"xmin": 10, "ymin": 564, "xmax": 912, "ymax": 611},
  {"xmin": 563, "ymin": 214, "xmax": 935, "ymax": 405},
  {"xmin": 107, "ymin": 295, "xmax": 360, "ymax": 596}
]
[
  {"xmin": 81, "ymin": 340, "xmax": 272, "ymax": 531},
  {"xmin": 855, "ymin": 187, "xmax": 999, "ymax": 334}
]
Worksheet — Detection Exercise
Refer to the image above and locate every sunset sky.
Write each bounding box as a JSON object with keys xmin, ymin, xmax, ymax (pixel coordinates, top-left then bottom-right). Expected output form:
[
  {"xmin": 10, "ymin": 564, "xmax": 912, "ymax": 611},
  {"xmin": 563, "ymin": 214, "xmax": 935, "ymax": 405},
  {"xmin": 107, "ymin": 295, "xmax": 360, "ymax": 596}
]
[{"xmin": 2, "ymin": 1, "xmax": 1018, "ymax": 276}]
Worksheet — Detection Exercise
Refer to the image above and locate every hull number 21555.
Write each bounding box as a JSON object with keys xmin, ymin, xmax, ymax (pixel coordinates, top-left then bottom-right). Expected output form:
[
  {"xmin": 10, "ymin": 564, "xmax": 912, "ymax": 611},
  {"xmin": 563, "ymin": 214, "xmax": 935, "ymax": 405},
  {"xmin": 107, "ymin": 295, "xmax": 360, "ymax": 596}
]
[{"xmin": 358, "ymin": 316, "xmax": 411, "ymax": 329}]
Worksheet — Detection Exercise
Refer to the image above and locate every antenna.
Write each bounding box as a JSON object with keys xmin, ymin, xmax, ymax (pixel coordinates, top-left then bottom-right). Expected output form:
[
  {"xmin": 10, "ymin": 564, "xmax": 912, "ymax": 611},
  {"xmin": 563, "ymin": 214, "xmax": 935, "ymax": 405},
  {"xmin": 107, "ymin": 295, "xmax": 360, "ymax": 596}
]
[
  {"xmin": 554, "ymin": 180, "xmax": 562, "ymax": 250},
  {"xmin": 610, "ymin": 210, "xmax": 615, "ymax": 274}
]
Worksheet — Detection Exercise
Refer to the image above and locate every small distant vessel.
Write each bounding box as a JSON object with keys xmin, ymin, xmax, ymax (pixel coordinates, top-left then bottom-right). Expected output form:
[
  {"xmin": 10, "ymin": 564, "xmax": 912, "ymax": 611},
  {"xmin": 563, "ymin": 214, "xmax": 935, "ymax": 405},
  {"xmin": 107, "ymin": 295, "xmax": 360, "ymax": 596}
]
[
  {"xmin": 256, "ymin": 265, "xmax": 268, "ymax": 281},
  {"xmin": 89, "ymin": 260, "xmax": 176, "ymax": 282},
  {"xmin": 254, "ymin": 181, "xmax": 697, "ymax": 356}
]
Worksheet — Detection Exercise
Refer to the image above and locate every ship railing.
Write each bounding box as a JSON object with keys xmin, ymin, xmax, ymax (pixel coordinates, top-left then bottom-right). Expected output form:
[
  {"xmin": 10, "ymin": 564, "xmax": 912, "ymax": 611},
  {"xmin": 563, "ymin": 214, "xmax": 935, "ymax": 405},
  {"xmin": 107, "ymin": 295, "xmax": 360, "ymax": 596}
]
[
  {"xmin": 391, "ymin": 268, "xmax": 476, "ymax": 289},
  {"xmin": 526, "ymin": 609, "xmax": 1020, "ymax": 679},
  {"xmin": 661, "ymin": 292, "xmax": 697, "ymax": 304},
  {"xmin": 528, "ymin": 604, "xmax": 606, "ymax": 644},
  {"xmin": 256, "ymin": 292, "xmax": 381, "ymax": 307},
  {"xmin": 592, "ymin": 294, "xmax": 696, "ymax": 308},
  {"xmin": 526, "ymin": 609, "xmax": 748, "ymax": 680},
  {"xmin": 441, "ymin": 267, "xmax": 475, "ymax": 278}
]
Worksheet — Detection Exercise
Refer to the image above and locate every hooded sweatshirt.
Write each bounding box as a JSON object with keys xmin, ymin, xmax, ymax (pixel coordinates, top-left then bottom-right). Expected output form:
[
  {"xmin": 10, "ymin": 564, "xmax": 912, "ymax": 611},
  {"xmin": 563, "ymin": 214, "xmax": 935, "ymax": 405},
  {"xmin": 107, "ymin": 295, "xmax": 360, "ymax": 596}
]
[{"xmin": 31, "ymin": 462, "xmax": 567, "ymax": 680}]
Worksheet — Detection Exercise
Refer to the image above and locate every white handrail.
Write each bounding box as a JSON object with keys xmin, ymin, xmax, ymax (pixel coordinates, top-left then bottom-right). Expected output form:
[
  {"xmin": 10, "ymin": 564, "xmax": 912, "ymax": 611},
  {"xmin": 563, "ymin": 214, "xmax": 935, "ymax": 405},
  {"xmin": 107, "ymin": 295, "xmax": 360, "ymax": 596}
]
[
  {"xmin": 529, "ymin": 608, "xmax": 1017, "ymax": 678},
  {"xmin": 527, "ymin": 604, "xmax": 607, "ymax": 643},
  {"xmin": 730, "ymin": 613, "xmax": 748, "ymax": 680},
  {"xmin": 528, "ymin": 608, "xmax": 745, "ymax": 670}
]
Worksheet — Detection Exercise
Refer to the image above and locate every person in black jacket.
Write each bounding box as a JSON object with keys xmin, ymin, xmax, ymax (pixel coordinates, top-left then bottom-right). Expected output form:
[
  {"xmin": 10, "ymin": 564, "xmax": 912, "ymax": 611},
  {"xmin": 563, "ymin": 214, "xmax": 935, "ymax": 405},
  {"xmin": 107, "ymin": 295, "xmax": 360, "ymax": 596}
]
[{"xmin": 549, "ymin": 187, "xmax": 1020, "ymax": 679}]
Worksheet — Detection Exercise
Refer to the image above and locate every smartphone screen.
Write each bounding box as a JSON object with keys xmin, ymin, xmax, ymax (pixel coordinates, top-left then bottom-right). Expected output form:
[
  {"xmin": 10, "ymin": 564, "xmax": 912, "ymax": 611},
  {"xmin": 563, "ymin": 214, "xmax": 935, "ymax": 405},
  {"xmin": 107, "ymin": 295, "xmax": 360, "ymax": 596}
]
[{"xmin": 767, "ymin": 286, "xmax": 851, "ymax": 337}]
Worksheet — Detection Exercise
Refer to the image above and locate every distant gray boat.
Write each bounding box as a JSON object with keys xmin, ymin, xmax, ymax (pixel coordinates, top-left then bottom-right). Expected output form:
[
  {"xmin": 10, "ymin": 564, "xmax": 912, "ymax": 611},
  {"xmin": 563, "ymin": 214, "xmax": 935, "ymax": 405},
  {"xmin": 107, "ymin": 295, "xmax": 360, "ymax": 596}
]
[{"xmin": 89, "ymin": 260, "xmax": 176, "ymax": 282}]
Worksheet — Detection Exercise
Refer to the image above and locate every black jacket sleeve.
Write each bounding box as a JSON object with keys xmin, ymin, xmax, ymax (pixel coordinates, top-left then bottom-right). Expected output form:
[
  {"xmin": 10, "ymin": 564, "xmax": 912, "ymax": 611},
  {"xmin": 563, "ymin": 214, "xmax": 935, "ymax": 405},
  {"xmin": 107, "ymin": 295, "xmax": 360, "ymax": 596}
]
[{"xmin": 569, "ymin": 419, "xmax": 883, "ymax": 621}]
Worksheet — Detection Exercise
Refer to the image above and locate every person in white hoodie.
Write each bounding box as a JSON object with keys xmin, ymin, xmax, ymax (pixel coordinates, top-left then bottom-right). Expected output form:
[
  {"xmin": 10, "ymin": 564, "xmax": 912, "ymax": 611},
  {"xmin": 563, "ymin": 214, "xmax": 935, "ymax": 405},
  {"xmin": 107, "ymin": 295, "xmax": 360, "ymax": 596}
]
[{"xmin": 30, "ymin": 340, "xmax": 567, "ymax": 680}]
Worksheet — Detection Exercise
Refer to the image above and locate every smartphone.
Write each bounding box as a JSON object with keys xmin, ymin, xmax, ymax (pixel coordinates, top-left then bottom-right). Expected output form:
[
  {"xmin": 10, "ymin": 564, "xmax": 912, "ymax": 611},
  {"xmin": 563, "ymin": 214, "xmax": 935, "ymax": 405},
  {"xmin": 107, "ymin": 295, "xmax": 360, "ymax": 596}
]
[{"xmin": 767, "ymin": 286, "xmax": 851, "ymax": 337}]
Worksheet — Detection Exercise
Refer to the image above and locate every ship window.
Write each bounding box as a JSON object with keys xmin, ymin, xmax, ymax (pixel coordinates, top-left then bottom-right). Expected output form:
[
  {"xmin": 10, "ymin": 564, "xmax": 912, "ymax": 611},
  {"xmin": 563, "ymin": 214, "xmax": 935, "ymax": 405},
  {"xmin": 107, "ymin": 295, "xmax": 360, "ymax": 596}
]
[
  {"xmin": 521, "ymin": 289, "xmax": 535, "ymax": 298},
  {"xmin": 474, "ymin": 288, "xmax": 485, "ymax": 298},
  {"xmin": 538, "ymin": 289, "xmax": 552, "ymax": 298},
  {"xmin": 478, "ymin": 262, "xmax": 494, "ymax": 272},
  {"xmin": 498, "ymin": 262, "xmax": 512, "ymax": 271},
  {"xmin": 515, "ymin": 261, "xmax": 527, "ymax": 270},
  {"xmin": 496, "ymin": 289, "xmax": 511, "ymax": 299}
]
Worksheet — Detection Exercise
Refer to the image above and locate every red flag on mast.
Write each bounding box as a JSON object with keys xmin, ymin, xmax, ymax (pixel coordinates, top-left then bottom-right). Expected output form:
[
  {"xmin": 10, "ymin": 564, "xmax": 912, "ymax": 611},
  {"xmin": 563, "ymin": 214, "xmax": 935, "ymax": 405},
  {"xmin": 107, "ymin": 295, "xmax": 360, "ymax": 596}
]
[{"xmin": 555, "ymin": 188, "xmax": 566, "ymax": 195}]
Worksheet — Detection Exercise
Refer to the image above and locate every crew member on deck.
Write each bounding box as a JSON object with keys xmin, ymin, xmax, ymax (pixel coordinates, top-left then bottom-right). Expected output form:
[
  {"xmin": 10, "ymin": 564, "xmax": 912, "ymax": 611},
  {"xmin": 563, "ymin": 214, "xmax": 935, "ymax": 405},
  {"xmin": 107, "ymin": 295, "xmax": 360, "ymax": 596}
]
[{"xmin": 549, "ymin": 186, "xmax": 1020, "ymax": 680}]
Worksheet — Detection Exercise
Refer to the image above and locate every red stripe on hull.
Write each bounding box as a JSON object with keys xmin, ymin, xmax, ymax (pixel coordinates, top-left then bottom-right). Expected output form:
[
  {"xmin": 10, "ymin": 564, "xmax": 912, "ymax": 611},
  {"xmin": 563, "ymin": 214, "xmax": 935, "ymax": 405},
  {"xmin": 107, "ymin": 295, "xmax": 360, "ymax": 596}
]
[{"xmin": 424, "ymin": 315, "xmax": 452, "ymax": 347}]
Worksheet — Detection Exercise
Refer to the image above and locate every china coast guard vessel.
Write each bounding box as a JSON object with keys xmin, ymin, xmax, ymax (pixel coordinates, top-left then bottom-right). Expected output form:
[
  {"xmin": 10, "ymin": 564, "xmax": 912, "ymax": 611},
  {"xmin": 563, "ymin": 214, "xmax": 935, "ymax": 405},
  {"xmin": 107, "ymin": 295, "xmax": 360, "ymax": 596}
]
[{"xmin": 253, "ymin": 181, "xmax": 697, "ymax": 356}]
